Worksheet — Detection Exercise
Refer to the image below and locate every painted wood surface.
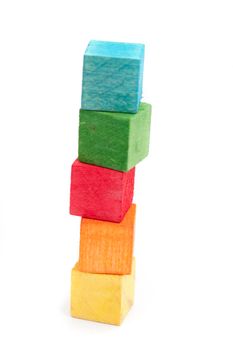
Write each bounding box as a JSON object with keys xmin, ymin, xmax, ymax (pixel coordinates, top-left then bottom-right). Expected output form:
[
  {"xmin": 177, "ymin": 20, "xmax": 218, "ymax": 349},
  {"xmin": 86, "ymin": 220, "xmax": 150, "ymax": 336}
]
[
  {"xmin": 71, "ymin": 259, "xmax": 135, "ymax": 325},
  {"xmin": 81, "ymin": 40, "xmax": 144, "ymax": 113},
  {"xmin": 79, "ymin": 204, "xmax": 136, "ymax": 274},
  {"xmin": 78, "ymin": 102, "xmax": 151, "ymax": 171},
  {"xmin": 70, "ymin": 160, "xmax": 135, "ymax": 222}
]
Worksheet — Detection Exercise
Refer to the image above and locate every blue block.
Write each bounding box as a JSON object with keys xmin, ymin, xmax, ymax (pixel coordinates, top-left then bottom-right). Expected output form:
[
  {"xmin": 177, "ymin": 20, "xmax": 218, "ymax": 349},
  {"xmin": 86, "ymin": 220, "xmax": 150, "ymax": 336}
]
[{"xmin": 81, "ymin": 40, "xmax": 145, "ymax": 113}]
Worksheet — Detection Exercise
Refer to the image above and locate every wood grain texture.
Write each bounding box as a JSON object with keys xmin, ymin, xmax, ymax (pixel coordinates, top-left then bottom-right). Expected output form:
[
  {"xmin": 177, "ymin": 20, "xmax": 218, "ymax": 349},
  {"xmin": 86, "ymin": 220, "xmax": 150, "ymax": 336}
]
[
  {"xmin": 70, "ymin": 160, "xmax": 135, "ymax": 222},
  {"xmin": 79, "ymin": 204, "xmax": 136, "ymax": 274},
  {"xmin": 81, "ymin": 40, "xmax": 144, "ymax": 113},
  {"xmin": 78, "ymin": 102, "xmax": 151, "ymax": 172},
  {"xmin": 71, "ymin": 259, "xmax": 135, "ymax": 325}
]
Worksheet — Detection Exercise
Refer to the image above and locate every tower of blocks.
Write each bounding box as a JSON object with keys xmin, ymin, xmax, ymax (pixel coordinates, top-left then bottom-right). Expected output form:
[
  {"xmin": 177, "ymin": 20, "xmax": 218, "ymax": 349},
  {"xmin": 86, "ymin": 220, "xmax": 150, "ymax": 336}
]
[{"xmin": 69, "ymin": 40, "xmax": 151, "ymax": 326}]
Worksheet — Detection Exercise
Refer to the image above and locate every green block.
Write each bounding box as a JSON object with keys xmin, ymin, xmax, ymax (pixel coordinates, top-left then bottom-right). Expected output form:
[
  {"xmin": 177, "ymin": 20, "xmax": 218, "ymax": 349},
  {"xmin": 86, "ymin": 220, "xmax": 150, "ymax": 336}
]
[{"xmin": 78, "ymin": 102, "xmax": 151, "ymax": 172}]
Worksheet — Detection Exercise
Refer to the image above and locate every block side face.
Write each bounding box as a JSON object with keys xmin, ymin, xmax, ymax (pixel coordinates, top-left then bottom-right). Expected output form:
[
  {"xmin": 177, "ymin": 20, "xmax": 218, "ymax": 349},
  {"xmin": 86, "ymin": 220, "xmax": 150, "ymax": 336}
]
[
  {"xmin": 121, "ymin": 167, "xmax": 135, "ymax": 219},
  {"xmin": 78, "ymin": 110, "xmax": 130, "ymax": 171},
  {"xmin": 120, "ymin": 258, "xmax": 136, "ymax": 323},
  {"xmin": 79, "ymin": 204, "xmax": 136, "ymax": 275},
  {"xmin": 127, "ymin": 103, "xmax": 152, "ymax": 169},
  {"xmin": 137, "ymin": 53, "xmax": 145, "ymax": 107},
  {"xmin": 81, "ymin": 56, "xmax": 141, "ymax": 113},
  {"xmin": 71, "ymin": 266, "xmax": 121, "ymax": 325},
  {"xmin": 70, "ymin": 160, "xmax": 125, "ymax": 222},
  {"xmin": 69, "ymin": 160, "xmax": 80, "ymax": 215}
]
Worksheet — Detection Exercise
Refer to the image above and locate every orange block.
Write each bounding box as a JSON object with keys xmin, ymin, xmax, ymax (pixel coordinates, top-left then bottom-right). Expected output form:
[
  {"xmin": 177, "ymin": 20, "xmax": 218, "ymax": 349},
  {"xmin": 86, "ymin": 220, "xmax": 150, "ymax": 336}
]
[{"xmin": 79, "ymin": 204, "xmax": 136, "ymax": 275}]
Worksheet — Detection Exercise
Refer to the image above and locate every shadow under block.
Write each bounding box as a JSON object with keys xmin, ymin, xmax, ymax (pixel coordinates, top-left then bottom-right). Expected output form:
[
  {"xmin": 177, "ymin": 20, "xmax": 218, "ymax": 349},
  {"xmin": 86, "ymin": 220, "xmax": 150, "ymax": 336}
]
[
  {"xmin": 79, "ymin": 204, "xmax": 136, "ymax": 274},
  {"xmin": 70, "ymin": 160, "xmax": 135, "ymax": 222},
  {"xmin": 81, "ymin": 40, "xmax": 144, "ymax": 113},
  {"xmin": 71, "ymin": 259, "xmax": 135, "ymax": 325},
  {"xmin": 78, "ymin": 102, "xmax": 151, "ymax": 172}
]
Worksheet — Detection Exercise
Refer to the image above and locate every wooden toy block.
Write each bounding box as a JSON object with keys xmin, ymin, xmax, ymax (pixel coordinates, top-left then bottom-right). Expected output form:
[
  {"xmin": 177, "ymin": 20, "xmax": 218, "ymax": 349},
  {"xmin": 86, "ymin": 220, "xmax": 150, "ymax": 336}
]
[
  {"xmin": 78, "ymin": 102, "xmax": 151, "ymax": 172},
  {"xmin": 71, "ymin": 258, "xmax": 135, "ymax": 325},
  {"xmin": 70, "ymin": 160, "xmax": 135, "ymax": 222},
  {"xmin": 79, "ymin": 204, "xmax": 136, "ymax": 274},
  {"xmin": 81, "ymin": 40, "xmax": 144, "ymax": 113}
]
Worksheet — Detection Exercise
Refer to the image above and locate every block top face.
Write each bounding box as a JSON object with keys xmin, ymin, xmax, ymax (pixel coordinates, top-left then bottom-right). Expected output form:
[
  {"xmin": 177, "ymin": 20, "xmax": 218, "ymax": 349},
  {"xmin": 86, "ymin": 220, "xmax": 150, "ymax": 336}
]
[{"xmin": 85, "ymin": 40, "xmax": 144, "ymax": 60}]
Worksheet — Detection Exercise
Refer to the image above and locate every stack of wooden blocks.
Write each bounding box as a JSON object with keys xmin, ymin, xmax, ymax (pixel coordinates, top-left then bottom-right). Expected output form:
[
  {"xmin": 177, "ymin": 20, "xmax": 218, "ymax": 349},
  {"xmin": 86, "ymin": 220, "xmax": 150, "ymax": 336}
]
[{"xmin": 69, "ymin": 40, "xmax": 151, "ymax": 326}]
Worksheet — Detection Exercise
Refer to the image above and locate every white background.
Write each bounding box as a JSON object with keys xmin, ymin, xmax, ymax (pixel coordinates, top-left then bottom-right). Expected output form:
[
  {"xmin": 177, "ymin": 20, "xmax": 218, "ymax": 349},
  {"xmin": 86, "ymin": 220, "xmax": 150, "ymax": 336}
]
[{"xmin": 0, "ymin": 0, "xmax": 233, "ymax": 349}]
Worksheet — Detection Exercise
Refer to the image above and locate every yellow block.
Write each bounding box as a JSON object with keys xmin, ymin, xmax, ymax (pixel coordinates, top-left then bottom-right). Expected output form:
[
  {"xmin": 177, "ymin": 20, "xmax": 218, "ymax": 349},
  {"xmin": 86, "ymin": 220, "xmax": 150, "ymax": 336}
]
[{"xmin": 71, "ymin": 258, "xmax": 135, "ymax": 325}]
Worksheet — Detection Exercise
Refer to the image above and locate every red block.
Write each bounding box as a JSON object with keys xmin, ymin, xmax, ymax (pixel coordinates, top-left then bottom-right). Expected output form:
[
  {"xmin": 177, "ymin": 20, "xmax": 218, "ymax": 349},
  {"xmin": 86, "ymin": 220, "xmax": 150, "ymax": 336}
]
[{"xmin": 70, "ymin": 160, "xmax": 135, "ymax": 222}]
